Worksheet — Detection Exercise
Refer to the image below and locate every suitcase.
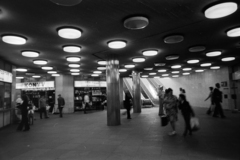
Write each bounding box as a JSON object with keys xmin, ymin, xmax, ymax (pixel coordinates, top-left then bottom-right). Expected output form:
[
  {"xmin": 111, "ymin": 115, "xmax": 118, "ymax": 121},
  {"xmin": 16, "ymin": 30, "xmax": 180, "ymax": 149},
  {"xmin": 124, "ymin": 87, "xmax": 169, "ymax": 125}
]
[{"xmin": 161, "ymin": 115, "xmax": 169, "ymax": 126}]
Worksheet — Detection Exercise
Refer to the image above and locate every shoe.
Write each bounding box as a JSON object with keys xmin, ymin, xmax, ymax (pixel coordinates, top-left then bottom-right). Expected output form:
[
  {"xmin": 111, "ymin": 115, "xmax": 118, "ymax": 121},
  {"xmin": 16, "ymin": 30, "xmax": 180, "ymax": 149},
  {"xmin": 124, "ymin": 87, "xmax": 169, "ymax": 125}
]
[
  {"xmin": 127, "ymin": 118, "xmax": 132, "ymax": 119},
  {"xmin": 221, "ymin": 116, "xmax": 226, "ymax": 119},
  {"xmin": 23, "ymin": 128, "xmax": 30, "ymax": 131},
  {"xmin": 168, "ymin": 131, "xmax": 176, "ymax": 136},
  {"xmin": 45, "ymin": 117, "xmax": 49, "ymax": 118},
  {"xmin": 213, "ymin": 115, "xmax": 218, "ymax": 118}
]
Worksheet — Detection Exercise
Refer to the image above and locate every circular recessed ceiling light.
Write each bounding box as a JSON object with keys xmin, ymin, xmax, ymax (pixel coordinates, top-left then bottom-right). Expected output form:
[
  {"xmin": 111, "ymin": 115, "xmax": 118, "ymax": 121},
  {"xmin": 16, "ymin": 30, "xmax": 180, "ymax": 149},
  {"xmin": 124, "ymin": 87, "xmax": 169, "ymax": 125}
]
[
  {"xmin": 144, "ymin": 68, "xmax": 153, "ymax": 70},
  {"xmin": 164, "ymin": 35, "xmax": 184, "ymax": 44},
  {"xmin": 66, "ymin": 57, "xmax": 81, "ymax": 62},
  {"xmin": 70, "ymin": 69, "xmax": 80, "ymax": 72},
  {"xmin": 171, "ymin": 71, "xmax": 180, "ymax": 74},
  {"xmin": 182, "ymin": 68, "xmax": 192, "ymax": 71},
  {"xmin": 42, "ymin": 66, "xmax": 53, "ymax": 70},
  {"xmin": 204, "ymin": 2, "xmax": 238, "ymax": 19},
  {"xmin": 2, "ymin": 35, "xmax": 27, "ymax": 45},
  {"xmin": 189, "ymin": 46, "xmax": 206, "ymax": 52},
  {"xmin": 124, "ymin": 64, "xmax": 135, "ymax": 68},
  {"xmin": 48, "ymin": 71, "xmax": 57, "ymax": 74},
  {"xmin": 33, "ymin": 60, "xmax": 48, "ymax": 65},
  {"xmin": 93, "ymin": 71, "xmax": 102, "ymax": 74},
  {"xmin": 171, "ymin": 65, "xmax": 181, "ymax": 69},
  {"xmin": 222, "ymin": 57, "xmax": 235, "ymax": 61},
  {"xmin": 227, "ymin": 27, "xmax": 240, "ymax": 37},
  {"xmin": 183, "ymin": 72, "xmax": 190, "ymax": 75},
  {"xmin": 166, "ymin": 55, "xmax": 179, "ymax": 60},
  {"xmin": 97, "ymin": 67, "xmax": 106, "ymax": 70},
  {"xmin": 142, "ymin": 50, "xmax": 158, "ymax": 56},
  {"xmin": 124, "ymin": 16, "xmax": 149, "ymax": 30},
  {"xmin": 200, "ymin": 63, "xmax": 212, "ymax": 67},
  {"xmin": 32, "ymin": 75, "xmax": 41, "ymax": 78},
  {"xmin": 195, "ymin": 69, "xmax": 204, "ymax": 72},
  {"xmin": 172, "ymin": 75, "xmax": 179, "ymax": 78},
  {"xmin": 108, "ymin": 41, "xmax": 126, "ymax": 49},
  {"xmin": 158, "ymin": 69, "xmax": 167, "ymax": 72},
  {"xmin": 206, "ymin": 51, "xmax": 222, "ymax": 57},
  {"xmin": 68, "ymin": 64, "xmax": 80, "ymax": 68},
  {"xmin": 119, "ymin": 69, "xmax": 127, "ymax": 72},
  {"xmin": 142, "ymin": 75, "xmax": 148, "ymax": 78},
  {"xmin": 16, "ymin": 77, "xmax": 24, "ymax": 79},
  {"xmin": 149, "ymin": 72, "xmax": 156, "ymax": 75},
  {"xmin": 21, "ymin": 51, "xmax": 39, "ymax": 57},
  {"xmin": 63, "ymin": 46, "xmax": 81, "ymax": 53},
  {"xmin": 52, "ymin": 74, "xmax": 60, "ymax": 77},
  {"xmin": 154, "ymin": 76, "xmax": 160, "ymax": 78},
  {"xmin": 50, "ymin": 0, "xmax": 82, "ymax": 6},
  {"xmin": 187, "ymin": 59, "xmax": 199, "ymax": 64},
  {"xmin": 211, "ymin": 66, "xmax": 220, "ymax": 69},
  {"xmin": 71, "ymin": 73, "xmax": 80, "ymax": 75},
  {"xmin": 132, "ymin": 57, "xmax": 145, "ymax": 63},
  {"xmin": 162, "ymin": 74, "xmax": 169, "ymax": 77},
  {"xmin": 98, "ymin": 60, "xmax": 107, "ymax": 65},
  {"xmin": 91, "ymin": 74, "xmax": 99, "ymax": 77},
  {"xmin": 16, "ymin": 68, "xmax": 27, "ymax": 72},
  {"xmin": 58, "ymin": 28, "xmax": 81, "ymax": 39}
]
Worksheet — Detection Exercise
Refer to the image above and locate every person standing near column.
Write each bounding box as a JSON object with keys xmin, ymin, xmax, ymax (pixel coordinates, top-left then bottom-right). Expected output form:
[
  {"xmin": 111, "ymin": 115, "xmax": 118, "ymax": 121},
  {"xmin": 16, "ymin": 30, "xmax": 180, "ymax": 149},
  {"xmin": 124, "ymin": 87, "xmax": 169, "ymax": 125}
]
[
  {"xmin": 58, "ymin": 94, "xmax": 65, "ymax": 117},
  {"xmin": 39, "ymin": 94, "xmax": 49, "ymax": 119},
  {"xmin": 157, "ymin": 85, "xmax": 165, "ymax": 116},
  {"xmin": 124, "ymin": 91, "xmax": 133, "ymax": 119},
  {"xmin": 17, "ymin": 94, "xmax": 30, "ymax": 131},
  {"xmin": 212, "ymin": 83, "xmax": 226, "ymax": 118},
  {"xmin": 83, "ymin": 93, "xmax": 90, "ymax": 114}
]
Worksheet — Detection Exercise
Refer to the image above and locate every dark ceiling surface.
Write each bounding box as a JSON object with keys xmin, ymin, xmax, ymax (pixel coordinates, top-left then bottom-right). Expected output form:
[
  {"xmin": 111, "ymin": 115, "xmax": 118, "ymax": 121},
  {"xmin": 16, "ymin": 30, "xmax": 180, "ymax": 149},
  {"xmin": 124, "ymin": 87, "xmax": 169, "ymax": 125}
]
[{"xmin": 0, "ymin": 0, "xmax": 239, "ymax": 78}]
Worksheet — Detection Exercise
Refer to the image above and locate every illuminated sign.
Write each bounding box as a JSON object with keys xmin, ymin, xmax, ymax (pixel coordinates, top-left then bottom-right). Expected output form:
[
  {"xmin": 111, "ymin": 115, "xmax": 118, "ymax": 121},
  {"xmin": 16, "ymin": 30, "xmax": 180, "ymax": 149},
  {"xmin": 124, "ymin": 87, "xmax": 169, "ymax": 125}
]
[
  {"xmin": 16, "ymin": 81, "xmax": 54, "ymax": 89},
  {"xmin": 0, "ymin": 69, "xmax": 12, "ymax": 83},
  {"xmin": 74, "ymin": 81, "xmax": 106, "ymax": 87}
]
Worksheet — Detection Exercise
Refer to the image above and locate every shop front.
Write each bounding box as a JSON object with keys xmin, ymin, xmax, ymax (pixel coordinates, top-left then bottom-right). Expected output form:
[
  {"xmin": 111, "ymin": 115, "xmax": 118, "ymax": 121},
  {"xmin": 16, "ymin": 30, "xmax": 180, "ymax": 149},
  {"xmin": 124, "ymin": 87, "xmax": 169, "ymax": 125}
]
[{"xmin": 74, "ymin": 81, "xmax": 106, "ymax": 111}]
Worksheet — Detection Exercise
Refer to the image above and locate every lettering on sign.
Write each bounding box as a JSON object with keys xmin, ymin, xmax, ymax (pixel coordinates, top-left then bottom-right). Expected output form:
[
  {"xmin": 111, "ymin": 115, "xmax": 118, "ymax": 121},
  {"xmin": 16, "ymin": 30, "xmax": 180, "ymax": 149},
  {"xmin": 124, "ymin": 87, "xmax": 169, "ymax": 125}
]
[{"xmin": 16, "ymin": 81, "xmax": 54, "ymax": 89}]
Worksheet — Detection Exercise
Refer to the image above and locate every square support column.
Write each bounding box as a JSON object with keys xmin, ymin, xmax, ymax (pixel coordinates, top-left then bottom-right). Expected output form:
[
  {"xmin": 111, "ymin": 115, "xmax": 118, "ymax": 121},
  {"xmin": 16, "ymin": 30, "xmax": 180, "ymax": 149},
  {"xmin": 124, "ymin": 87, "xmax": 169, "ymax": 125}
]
[{"xmin": 132, "ymin": 71, "xmax": 141, "ymax": 113}]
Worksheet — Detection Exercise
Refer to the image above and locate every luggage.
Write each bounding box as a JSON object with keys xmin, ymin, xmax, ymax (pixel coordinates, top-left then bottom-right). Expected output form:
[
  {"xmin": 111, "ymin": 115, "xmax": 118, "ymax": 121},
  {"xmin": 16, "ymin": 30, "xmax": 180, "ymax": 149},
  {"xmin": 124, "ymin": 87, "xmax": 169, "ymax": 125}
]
[{"xmin": 161, "ymin": 115, "xmax": 169, "ymax": 126}]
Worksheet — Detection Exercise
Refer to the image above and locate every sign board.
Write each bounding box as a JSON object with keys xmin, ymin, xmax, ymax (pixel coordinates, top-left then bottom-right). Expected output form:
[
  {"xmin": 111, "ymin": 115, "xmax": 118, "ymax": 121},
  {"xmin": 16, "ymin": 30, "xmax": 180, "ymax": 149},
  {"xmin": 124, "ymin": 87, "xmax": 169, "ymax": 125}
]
[
  {"xmin": 16, "ymin": 81, "xmax": 54, "ymax": 89},
  {"xmin": 0, "ymin": 69, "xmax": 12, "ymax": 83},
  {"xmin": 74, "ymin": 81, "xmax": 106, "ymax": 87},
  {"xmin": 233, "ymin": 71, "xmax": 240, "ymax": 80}
]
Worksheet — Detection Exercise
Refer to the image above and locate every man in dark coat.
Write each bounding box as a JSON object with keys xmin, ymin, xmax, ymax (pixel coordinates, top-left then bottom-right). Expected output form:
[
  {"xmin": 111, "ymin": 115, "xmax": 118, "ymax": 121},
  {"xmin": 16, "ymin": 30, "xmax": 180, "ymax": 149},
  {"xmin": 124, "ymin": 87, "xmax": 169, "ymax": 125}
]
[
  {"xmin": 17, "ymin": 94, "xmax": 30, "ymax": 131},
  {"xmin": 124, "ymin": 91, "xmax": 132, "ymax": 119},
  {"xmin": 58, "ymin": 94, "xmax": 65, "ymax": 117},
  {"xmin": 212, "ymin": 83, "xmax": 226, "ymax": 118}
]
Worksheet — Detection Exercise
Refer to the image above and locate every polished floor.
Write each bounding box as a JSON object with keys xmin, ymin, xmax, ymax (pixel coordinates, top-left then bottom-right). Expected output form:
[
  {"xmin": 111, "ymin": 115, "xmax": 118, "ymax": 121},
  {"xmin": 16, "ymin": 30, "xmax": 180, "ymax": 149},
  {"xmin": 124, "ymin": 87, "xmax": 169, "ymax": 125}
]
[{"xmin": 0, "ymin": 107, "xmax": 239, "ymax": 160}]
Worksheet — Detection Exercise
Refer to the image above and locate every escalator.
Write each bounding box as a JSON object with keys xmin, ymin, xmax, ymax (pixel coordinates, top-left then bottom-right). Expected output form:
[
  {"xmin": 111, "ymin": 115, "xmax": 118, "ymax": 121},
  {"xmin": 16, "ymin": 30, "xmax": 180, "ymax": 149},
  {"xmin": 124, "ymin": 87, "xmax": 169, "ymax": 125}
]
[
  {"xmin": 140, "ymin": 78, "xmax": 159, "ymax": 105},
  {"xmin": 123, "ymin": 78, "xmax": 146, "ymax": 99}
]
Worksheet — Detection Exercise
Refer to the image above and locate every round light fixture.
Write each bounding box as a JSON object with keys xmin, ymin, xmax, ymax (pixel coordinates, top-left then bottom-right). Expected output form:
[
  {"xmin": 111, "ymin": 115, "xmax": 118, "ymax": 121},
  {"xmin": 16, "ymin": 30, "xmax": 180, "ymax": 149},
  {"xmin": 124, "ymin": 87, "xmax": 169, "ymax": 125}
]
[
  {"xmin": 48, "ymin": 71, "xmax": 57, "ymax": 74},
  {"xmin": 108, "ymin": 40, "xmax": 126, "ymax": 49},
  {"xmin": 195, "ymin": 69, "xmax": 204, "ymax": 72},
  {"xmin": 142, "ymin": 75, "xmax": 148, "ymax": 78},
  {"xmin": 221, "ymin": 57, "xmax": 235, "ymax": 61},
  {"xmin": 52, "ymin": 74, "xmax": 60, "ymax": 77},
  {"xmin": 182, "ymin": 68, "xmax": 192, "ymax": 71},
  {"xmin": 227, "ymin": 27, "xmax": 240, "ymax": 37},
  {"xmin": 71, "ymin": 73, "xmax": 80, "ymax": 75},
  {"xmin": 97, "ymin": 67, "xmax": 106, "ymax": 70},
  {"xmin": 172, "ymin": 75, "xmax": 179, "ymax": 78},
  {"xmin": 200, "ymin": 63, "xmax": 212, "ymax": 67},
  {"xmin": 206, "ymin": 51, "xmax": 222, "ymax": 57},
  {"xmin": 32, "ymin": 75, "xmax": 41, "ymax": 78},
  {"xmin": 171, "ymin": 65, "xmax": 181, "ymax": 69},
  {"xmin": 211, "ymin": 66, "xmax": 220, "ymax": 69},
  {"xmin": 144, "ymin": 68, "xmax": 153, "ymax": 70},
  {"xmin": 142, "ymin": 50, "xmax": 158, "ymax": 56},
  {"xmin": 16, "ymin": 68, "xmax": 27, "ymax": 72},
  {"xmin": 189, "ymin": 46, "xmax": 206, "ymax": 52},
  {"xmin": 42, "ymin": 66, "xmax": 53, "ymax": 70},
  {"xmin": 204, "ymin": 2, "xmax": 238, "ymax": 19},
  {"xmin": 119, "ymin": 69, "xmax": 127, "ymax": 72},
  {"xmin": 154, "ymin": 76, "xmax": 160, "ymax": 78},
  {"xmin": 149, "ymin": 72, "xmax": 156, "ymax": 75},
  {"xmin": 2, "ymin": 35, "xmax": 27, "ymax": 45},
  {"xmin": 171, "ymin": 71, "xmax": 179, "ymax": 74},
  {"xmin": 68, "ymin": 64, "xmax": 80, "ymax": 68},
  {"xmin": 162, "ymin": 74, "xmax": 169, "ymax": 77},
  {"xmin": 58, "ymin": 28, "xmax": 81, "ymax": 39},
  {"xmin": 70, "ymin": 69, "xmax": 80, "ymax": 72},
  {"xmin": 164, "ymin": 35, "xmax": 184, "ymax": 44},
  {"xmin": 124, "ymin": 64, "xmax": 135, "ymax": 68},
  {"xmin": 98, "ymin": 60, "xmax": 107, "ymax": 65},
  {"xmin": 183, "ymin": 72, "xmax": 190, "ymax": 75},
  {"xmin": 187, "ymin": 59, "xmax": 199, "ymax": 64},
  {"xmin": 66, "ymin": 57, "xmax": 81, "ymax": 62},
  {"xmin": 132, "ymin": 57, "xmax": 145, "ymax": 63},
  {"xmin": 16, "ymin": 77, "xmax": 24, "ymax": 79},
  {"xmin": 158, "ymin": 69, "xmax": 167, "ymax": 72},
  {"xmin": 50, "ymin": 0, "xmax": 82, "ymax": 6},
  {"xmin": 91, "ymin": 74, "xmax": 99, "ymax": 77},
  {"xmin": 93, "ymin": 71, "xmax": 102, "ymax": 74},
  {"xmin": 124, "ymin": 16, "xmax": 149, "ymax": 30},
  {"xmin": 33, "ymin": 60, "xmax": 48, "ymax": 65},
  {"xmin": 63, "ymin": 46, "xmax": 81, "ymax": 53},
  {"xmin": 166, "ymin": 55, "xmax": 179, "ymax": 60},
  {"xmin": 21, "ymin": 51, "xmax": 39, "ymax": 57}
]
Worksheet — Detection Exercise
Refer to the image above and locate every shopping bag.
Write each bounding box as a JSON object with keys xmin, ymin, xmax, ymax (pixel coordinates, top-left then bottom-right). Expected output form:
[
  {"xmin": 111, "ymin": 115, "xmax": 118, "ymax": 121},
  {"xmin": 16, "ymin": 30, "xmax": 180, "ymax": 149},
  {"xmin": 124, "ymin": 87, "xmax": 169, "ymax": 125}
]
[
  {"xmin": 161, "ymin": 115, "xmax": 169, "ymax": 127},
  {"xmin": 190, "ymin": 117, "xmax": 200, "ymax": 131}
]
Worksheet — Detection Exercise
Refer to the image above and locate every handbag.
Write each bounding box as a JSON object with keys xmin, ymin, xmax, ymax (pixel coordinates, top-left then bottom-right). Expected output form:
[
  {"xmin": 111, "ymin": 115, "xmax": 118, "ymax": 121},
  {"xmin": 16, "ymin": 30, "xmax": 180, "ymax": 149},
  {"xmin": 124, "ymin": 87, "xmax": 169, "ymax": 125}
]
[
  {"xmin": 161, "ymin": 115, "xmax": 169, "ymax": 127},
  {"xmin": 190, "ymin": 117, "xmax": 200, "ymax": 131}
]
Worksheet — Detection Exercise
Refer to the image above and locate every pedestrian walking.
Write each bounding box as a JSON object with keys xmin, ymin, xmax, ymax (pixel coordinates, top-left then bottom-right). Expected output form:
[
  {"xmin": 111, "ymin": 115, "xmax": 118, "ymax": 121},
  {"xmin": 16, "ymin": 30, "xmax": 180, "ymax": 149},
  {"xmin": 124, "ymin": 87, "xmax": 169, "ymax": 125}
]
[{"xmin": 58, "ymin": 94, "xmax": 65, "ymax": 117}]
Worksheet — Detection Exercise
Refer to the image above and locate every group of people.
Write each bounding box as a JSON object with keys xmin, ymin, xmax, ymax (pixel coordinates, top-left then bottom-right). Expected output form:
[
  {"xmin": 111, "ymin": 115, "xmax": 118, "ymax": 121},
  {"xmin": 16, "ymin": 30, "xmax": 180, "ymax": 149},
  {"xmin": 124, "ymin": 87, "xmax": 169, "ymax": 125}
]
[
  {"xmin": 16, "ymin": 94, "xmax": 65, "ymax": 132},
  {"xmin": 157, "ymin": 86, "xmax": 195, "ymax": 136},
  {"xmin": 205, "ymin": 83, "xmax": 226, "ymax": 118}
]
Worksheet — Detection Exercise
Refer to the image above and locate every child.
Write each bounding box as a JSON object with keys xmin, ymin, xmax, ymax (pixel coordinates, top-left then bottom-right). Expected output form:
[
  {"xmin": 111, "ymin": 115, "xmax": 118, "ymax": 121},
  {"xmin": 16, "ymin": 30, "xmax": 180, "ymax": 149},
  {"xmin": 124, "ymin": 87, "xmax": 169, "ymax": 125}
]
[
  {"xmin": 28, "ymin": 101, "xmax": 36, "ymax": 125},
  {"xmin": 178, "ymin": 94, "xmax": 195, "ymax": 136}
]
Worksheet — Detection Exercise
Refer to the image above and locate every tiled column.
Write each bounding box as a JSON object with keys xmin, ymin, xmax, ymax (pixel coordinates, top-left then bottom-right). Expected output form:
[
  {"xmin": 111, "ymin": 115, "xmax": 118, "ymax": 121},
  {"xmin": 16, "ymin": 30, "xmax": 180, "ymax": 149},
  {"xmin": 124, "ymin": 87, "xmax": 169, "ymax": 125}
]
[
  {"xmin": 55, "ymin": 75, "xmax": 74, "ymax": 113},
  {"xmin": 106, "ymin": 59, "xmax": 121, "ymax": 126},
  {"xmin": 119, "ymin": 78, "xmax": 124, "ymax": 109},
  {"xmin": 132, "ymin": 71, "xmax": 141, "ymax": 113}
]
